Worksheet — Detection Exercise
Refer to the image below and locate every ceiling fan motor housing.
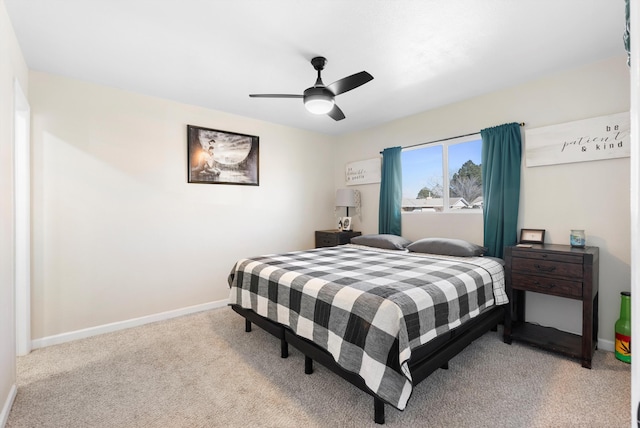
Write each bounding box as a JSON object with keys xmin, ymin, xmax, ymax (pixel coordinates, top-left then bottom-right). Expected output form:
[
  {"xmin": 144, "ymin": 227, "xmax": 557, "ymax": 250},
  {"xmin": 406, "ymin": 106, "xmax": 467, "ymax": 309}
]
[{"xmin": 311, "ymin": 56, "xmax": 327, "ymax": 71}]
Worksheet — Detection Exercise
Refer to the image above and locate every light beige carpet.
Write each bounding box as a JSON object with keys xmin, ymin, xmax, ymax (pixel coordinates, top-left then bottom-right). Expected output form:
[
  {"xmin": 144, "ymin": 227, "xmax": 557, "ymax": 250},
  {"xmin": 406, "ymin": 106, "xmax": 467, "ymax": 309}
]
[{"xmin": 6, "ymin": 307, "xmax": 631, "ymax": 427}]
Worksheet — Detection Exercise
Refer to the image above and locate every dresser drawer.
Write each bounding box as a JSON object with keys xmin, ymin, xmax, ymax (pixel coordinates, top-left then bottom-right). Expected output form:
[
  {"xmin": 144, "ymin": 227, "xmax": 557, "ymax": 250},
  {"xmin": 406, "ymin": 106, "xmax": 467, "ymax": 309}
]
[
  {"xmin": 511, "ymin": 257, "xmax": 583, "ymax": 279},
  {"xmin": 316, "ymin": 234, "xmax": 338, "ymax": 247},
  {"xmin": 315, "ymin": 230, "xmax": 361, "ymax": 248},
  {"xmin": 511, "ymin": 273, "xmax": 583, "ymax": 299},
  {"xmin": 511, "ymin": 248, "xmax": 584, "ymax": 264}
]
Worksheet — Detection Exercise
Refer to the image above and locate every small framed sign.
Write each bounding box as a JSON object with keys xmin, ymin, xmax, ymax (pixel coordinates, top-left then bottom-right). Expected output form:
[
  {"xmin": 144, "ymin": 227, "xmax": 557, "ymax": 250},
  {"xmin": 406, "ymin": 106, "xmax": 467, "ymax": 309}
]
[
  {"xmin": 519, "ymin": 228, "xmax": 545, "ymax": 244},
  {"xmin": 345, "ymin": 158, "xmax": 381, "ymax": 185}
]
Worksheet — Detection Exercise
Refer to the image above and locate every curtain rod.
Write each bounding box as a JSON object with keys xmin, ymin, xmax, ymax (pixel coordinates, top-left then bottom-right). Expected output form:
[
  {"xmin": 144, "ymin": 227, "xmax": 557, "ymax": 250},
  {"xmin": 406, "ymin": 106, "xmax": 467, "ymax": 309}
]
[{"xmin": 381, "ymin": 122, "xmax": 525, "ymax": 153}]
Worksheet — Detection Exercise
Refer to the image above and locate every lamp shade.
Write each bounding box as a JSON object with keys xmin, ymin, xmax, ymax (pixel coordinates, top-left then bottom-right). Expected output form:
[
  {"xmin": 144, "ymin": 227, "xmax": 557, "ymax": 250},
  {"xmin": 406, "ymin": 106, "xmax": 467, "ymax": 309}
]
[{"xmin": 335, "ymin": 188, "xmax": 357, "ymax": 207}]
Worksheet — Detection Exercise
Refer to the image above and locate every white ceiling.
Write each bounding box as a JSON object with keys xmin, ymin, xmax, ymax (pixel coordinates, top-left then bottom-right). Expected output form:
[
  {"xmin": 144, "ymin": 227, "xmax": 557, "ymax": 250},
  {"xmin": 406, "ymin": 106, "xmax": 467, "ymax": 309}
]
[{"xmin": 5, "ymin": 0, "xmax": 626, "ymax": 136}]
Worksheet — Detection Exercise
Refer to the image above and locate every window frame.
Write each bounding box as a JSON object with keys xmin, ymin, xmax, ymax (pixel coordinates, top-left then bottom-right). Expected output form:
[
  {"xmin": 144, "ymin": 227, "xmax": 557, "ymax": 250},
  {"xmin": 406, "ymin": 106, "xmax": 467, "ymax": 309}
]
[{"xmin": 401, "ymin": 133, "xmax": 483, "ymax": 214}]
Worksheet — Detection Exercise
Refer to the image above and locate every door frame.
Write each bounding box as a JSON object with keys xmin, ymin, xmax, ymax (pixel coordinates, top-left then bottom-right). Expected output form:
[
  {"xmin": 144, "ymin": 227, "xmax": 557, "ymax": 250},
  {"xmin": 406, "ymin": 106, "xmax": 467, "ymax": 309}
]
[{"xmin": 14, "ymin": 78, "xmax": 30, "ymax": 356}]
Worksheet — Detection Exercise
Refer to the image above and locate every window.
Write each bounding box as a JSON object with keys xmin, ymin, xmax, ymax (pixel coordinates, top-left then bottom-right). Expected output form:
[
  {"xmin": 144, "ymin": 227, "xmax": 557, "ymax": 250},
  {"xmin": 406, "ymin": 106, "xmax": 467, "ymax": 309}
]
[{"xmin": 401, "ymin": 134, "xmax": 483, "ymax": 213}]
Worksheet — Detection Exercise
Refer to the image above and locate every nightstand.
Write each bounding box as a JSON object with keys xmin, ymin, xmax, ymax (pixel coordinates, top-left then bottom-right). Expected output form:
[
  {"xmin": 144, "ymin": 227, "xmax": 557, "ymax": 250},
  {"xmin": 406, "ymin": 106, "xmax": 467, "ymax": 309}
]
[
  {"xmin": 315, "ymin": 230, "xmax": 361, "ymax": 248},
  {"xmin": 503, "ymin": 244, "xmax": 599, "ymax": 368}
]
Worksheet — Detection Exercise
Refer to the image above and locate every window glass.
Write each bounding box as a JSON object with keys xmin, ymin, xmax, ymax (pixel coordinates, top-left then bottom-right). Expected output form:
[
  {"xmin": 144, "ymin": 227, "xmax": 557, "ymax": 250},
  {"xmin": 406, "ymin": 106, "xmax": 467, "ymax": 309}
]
[
  {"xmin": 448, "ymin": 139, "xmax": 483, "ymax": 210},
  {"xmin": 401, "ymin": 145, "xmax": 443, "ymax": 212}
]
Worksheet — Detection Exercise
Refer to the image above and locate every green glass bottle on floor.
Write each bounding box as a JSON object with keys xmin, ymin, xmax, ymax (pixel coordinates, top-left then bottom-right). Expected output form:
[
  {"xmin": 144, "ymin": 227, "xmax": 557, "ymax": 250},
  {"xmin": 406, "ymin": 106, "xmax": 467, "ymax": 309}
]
[{"xmin": 615, "ymin": 291, "xmax": 631, "ymax": 363}]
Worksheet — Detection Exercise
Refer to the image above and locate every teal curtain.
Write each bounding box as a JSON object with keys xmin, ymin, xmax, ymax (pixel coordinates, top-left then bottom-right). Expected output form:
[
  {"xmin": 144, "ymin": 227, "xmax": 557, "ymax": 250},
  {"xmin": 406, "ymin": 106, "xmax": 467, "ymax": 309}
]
[
  {"xmin": 481, "ymin": 123, "xmax": 522, "ymax": 258},
  {"xmin": 379, "ymin": 146, "xmax": 402, "ymax": 235}
]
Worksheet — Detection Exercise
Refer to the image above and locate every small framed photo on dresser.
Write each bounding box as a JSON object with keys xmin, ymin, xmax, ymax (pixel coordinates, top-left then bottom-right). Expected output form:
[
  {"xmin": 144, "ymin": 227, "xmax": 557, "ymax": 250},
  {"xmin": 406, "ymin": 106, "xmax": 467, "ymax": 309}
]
[
  {"xmin": 519, "ymin": 228, "xmax": 545, "ymax": 244},
  {"xmin": 342, "ymin": 217, "xmax": 352, "ymax": 231}
]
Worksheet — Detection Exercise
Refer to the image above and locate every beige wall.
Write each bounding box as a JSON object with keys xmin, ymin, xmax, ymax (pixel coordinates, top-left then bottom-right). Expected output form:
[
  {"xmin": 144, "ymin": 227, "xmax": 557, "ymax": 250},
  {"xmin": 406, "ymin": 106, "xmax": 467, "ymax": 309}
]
[
  {"xmin": 29, "ymin": 72, "xmax": 336, "ymax": 339},
  {"xmin": 0, "ymin": 0, "xmax": 28, "ymax": 420},
  {"xmin": 335, "ymin": 56, "xmax": 630, "ymax": 345}
]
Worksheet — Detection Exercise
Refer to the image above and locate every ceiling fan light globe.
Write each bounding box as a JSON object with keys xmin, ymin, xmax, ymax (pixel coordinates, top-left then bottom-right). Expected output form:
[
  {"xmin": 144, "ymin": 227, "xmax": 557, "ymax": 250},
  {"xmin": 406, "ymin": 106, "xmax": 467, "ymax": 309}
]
[{"xmin": 304, "ymin": 96, "xmax": 334, "ymax": 114}]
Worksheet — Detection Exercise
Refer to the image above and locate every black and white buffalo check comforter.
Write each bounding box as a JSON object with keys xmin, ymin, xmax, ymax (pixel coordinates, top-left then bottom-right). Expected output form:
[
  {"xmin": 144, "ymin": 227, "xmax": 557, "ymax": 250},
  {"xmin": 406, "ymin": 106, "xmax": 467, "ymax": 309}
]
[{"xmin": 227, "ymin": 244, "xmax": 507, "ymax": 410}]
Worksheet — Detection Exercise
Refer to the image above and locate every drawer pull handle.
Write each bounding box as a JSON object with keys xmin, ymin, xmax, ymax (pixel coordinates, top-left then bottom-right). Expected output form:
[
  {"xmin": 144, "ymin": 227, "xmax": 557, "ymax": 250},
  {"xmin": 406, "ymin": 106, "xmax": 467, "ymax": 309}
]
[
  {"xmin": 534, "ymin": 264, "xmax": 556, "ymax": 273},
  {"xmin": 533, "ymin": 281, "xmax": 555, "ymax": 289}
]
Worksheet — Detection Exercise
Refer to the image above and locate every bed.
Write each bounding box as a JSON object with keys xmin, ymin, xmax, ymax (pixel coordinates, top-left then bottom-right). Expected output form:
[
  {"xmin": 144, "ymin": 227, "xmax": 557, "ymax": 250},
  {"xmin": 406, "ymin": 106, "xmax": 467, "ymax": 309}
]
[{"xmin": 227, "ymin": 235, "xmax": 507, "ymax": 424}]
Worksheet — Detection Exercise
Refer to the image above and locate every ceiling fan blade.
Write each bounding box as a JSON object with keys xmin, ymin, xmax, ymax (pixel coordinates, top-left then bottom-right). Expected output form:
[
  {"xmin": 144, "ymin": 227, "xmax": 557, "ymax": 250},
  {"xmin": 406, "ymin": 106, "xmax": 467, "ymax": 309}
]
[
  {"xmin": 327, "ymin": 104, "xmax": 346, "ymax": 121},
  {"xmin": 249, "ymin": 94, "xmax": 303, "ymax": 98},
  {"xmin": 327, "ymin": 71, "xmax": 373, "ymax": 96}
]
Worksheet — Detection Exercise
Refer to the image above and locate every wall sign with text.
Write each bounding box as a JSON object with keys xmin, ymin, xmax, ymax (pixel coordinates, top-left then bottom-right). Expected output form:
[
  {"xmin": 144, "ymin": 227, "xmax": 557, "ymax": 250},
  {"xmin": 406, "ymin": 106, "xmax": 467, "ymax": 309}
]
[
  {"xmin": 525, "ymin": 112, "xmax": 630, "ymax": 167},
  {"xmin": 345, "ymin": 158, "xmax": 381, "ymax": 185}
]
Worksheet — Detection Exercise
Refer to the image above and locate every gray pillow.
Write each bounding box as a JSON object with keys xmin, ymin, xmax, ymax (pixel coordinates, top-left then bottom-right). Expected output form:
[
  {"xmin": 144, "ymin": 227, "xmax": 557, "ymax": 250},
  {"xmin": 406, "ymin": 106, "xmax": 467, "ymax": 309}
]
[
  {"xmin": 350, "ymin": 234, "xmax": 412, "ymax": 250},
  {"xmin": 406, "ymin": 237, "xmax": 487, "ymax": 257}
]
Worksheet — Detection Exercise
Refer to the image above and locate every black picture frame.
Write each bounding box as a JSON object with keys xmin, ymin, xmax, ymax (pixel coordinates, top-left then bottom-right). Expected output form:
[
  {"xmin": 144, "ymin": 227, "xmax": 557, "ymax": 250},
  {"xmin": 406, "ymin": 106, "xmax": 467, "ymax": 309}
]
[
  {"xmin": 519, "ymin": 228, "xmax": 546, "ymax": 244},
  {"xmin": 187, "ymin": 125, "xmax": 259, "ymax": 185}
]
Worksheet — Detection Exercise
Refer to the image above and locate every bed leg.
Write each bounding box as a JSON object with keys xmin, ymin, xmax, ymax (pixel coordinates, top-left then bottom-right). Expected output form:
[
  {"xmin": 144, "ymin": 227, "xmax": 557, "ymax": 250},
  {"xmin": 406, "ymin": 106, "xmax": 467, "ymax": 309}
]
[
  {"xmin": 374, "ymin": 398, "xmax": 385, "ymax": 424},
  {"xmin": 281, "ymin": 339, "xmax": 288, "ymax": 358},
  {"xmin": 304, "ymin": 356, "xmax": 314, "ymax": 374},
  {"xmin": 245, "ymin": 319, "xmax": 252, "ymax": 332},
  {"xmin": 441, "ymin": 362, "xmax": 449, "ymax": 370}
]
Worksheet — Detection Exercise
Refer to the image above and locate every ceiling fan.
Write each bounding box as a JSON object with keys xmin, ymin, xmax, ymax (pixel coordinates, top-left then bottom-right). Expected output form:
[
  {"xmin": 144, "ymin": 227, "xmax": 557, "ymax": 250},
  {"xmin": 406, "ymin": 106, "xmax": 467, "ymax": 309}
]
[{"xmin": 249, "ymin": 56, "xmax": 373, "ymax": 121}]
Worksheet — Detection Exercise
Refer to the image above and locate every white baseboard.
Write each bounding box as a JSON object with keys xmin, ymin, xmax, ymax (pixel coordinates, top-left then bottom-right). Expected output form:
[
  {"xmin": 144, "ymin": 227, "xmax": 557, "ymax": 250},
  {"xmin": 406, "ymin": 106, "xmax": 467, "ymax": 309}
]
[
  {"xmin": 0, "ymin": 384, "xmax": 17, "ymax": 428},
  {"xmin": 27, "ymin": 299, "xmax": 618, "ymax": 356},
  {"xmin": 31, "ymin": 299, "xmax": 228, "ymax": 350},
  {"xmin": 598, "ymin": 338, "xmax": 615, "ymax": 353}
]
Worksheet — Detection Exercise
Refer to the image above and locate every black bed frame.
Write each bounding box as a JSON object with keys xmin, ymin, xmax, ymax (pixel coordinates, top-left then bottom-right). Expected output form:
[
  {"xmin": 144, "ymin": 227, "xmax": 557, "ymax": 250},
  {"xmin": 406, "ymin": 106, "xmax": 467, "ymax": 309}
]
[{"xmin": 231, "ymin": 304, "xmax": 503, "ymax": 425}]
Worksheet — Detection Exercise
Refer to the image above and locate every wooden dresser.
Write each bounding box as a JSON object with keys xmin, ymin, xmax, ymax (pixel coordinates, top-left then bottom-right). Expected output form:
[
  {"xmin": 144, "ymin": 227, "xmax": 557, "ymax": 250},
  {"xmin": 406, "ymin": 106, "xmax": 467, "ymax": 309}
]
[
  {"xmin": 503, "ymin": 244, "xmax": 599, "ymax": 368},
  {"xmin": 315, "ymin": 230, "xmax": 361, "ymax": 248}
]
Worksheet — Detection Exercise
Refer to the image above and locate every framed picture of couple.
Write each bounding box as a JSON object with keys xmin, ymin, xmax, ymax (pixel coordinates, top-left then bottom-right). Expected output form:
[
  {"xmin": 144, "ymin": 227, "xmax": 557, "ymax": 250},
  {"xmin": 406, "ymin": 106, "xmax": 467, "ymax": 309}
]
[{"xmin": 337, "ymin": 217, "xmax": 352, "ymax": 231}]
